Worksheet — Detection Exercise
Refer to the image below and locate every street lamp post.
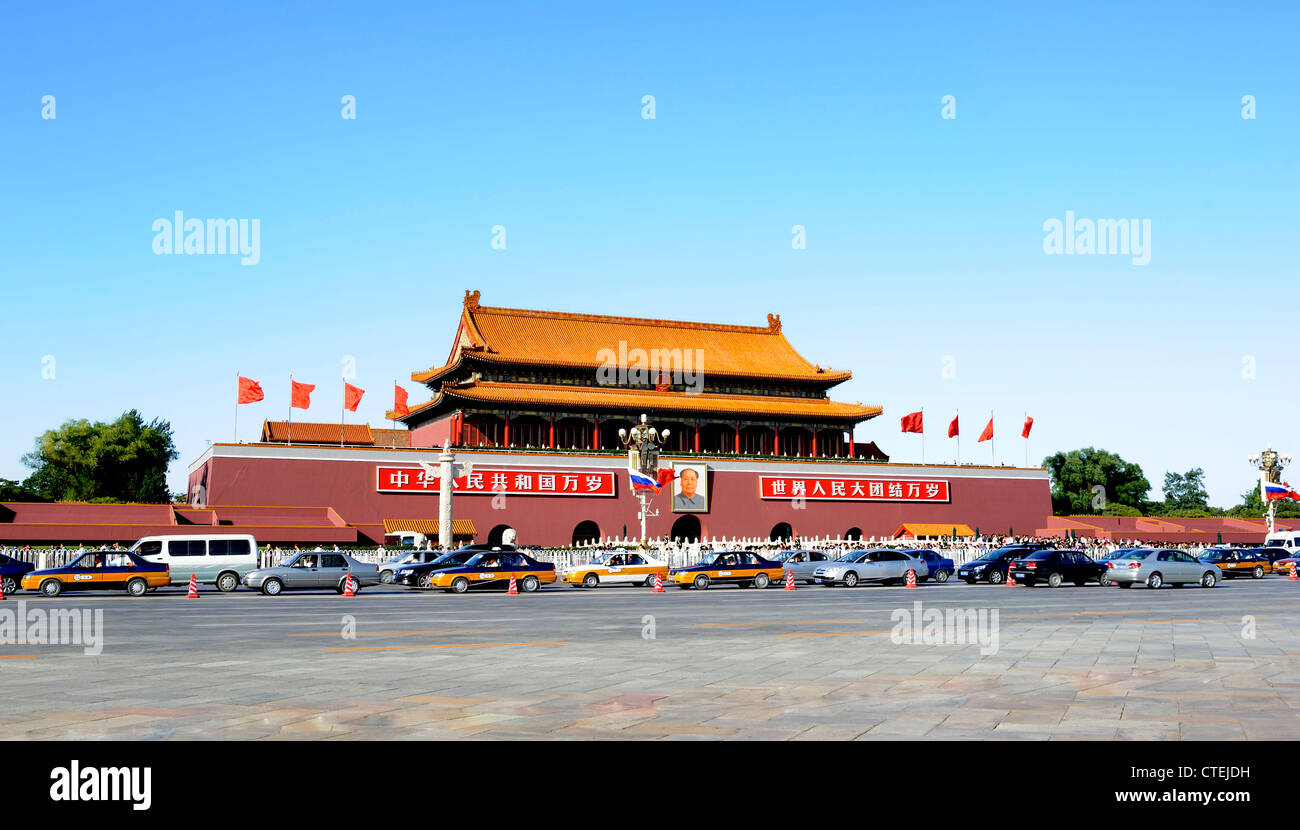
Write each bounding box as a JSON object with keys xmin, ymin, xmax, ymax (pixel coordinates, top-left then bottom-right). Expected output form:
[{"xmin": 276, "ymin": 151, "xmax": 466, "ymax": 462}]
[
  {"xmin": 1248, "ymin": 444, "xmax": 1292, "ymax": 535},
  {"xmin": 620, "ymin": 414, "xmax": 670, "ymax": 542}
]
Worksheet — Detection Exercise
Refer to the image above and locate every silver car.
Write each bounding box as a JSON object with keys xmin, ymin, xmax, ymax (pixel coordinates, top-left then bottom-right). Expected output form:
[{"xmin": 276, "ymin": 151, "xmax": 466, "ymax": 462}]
[
  {"xmin": 1102, "ymin": 548, "xmax": 1219, "ymax": 589},
  {"xmin": 814, "ymin": 549, "xmax": 930, "ymax": 587},
  {"xmin": 766, "ymin": 550, "xmax": 835, "ymax": 584},
  {"xmin": 242, "ymin": 551, "xmax": 382, "ymax": 595}
]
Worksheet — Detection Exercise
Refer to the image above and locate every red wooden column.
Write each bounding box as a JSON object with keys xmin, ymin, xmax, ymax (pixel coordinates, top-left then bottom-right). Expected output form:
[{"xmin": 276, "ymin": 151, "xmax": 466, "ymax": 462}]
[
  {"xmin": 693, "ymin": 421, "xmax": 700, "ymax": 453},
  {"xmin": 811, "ymin": 427, "xmax": 818, "ymax": 458},
  {"xmin": 548, "ymin": 418, "xmax": 555, "ymax": 449},
  {"xmin": 733, "ymin": 424, "xmax": 740, "ymax": 454},
  {"xmin": 503, "ymin": 414, "xmax": 510, "ymax": 448},
  {"xmin": 773, "ymin": 426, "xmax": 780, "ymax": 457},
  {"xmin": 591, "ymin": 419, "xmax": 600, "ymax": 450},
  {"xmin": 848, "ymin": 429, "xmax": 854, "ymax": 458}
]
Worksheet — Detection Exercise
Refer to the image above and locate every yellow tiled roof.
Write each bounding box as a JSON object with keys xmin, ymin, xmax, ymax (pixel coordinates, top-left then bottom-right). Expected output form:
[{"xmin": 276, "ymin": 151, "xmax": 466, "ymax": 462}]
[
  {"xmin": 895, "ymin": 523, "xmax": 975, "ymax": 538},
  {"xmin": 382, "ymin": 519, "xmax": 478, "ymax": 535},
  {"xmin": 412, "ymin": 290, "xmax": 853, "ymax": 384}
]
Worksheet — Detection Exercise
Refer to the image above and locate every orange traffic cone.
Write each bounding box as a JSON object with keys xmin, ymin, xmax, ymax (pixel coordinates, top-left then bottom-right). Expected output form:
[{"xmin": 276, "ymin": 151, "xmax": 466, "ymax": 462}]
[
  {"xmin": 1289, "ymin": 562, "xmax": 1298, "ymax": 582},
  {"xmin": 507, "ymin": 573, "xmax": 518, "ymax": 595},
  {"xmin": 343, "ymin": 572, "xmax": 356, "ymax": 597},
  {"xmin": 186, "ymin": 573, "xmax": 199, "ymax": 598},
  {"xmin": 1005, "ymin": 566, "xmax": 1016, "ymax": 587},
  {"xmin": 784, "ymin": 569, "xmax": 796, "ymax": 591},
  {"xmin": 905, "ymin": 568, "xmax": 917, "ymax": 588},
  {"xmin": 652, "ymin": 572, "xmax": 665, "ymax": 593},
  {"xmin": 0, "ymin": 578, "xmax": 6, "ymax": 601}
]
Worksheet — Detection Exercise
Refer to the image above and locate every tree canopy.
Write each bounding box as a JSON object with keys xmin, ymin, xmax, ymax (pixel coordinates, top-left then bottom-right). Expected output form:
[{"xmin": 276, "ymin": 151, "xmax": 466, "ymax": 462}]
[
  {"xmin": 1042, "ymin": 447, "xmax": 1151, "ymax": 514},
  {"xmin": 19, "ymin": 410, "xmax": 178, "ymax": 503},
  {"xmin": 1161, "ymin": 468, "xmax": 1210, "ymax": 513}
]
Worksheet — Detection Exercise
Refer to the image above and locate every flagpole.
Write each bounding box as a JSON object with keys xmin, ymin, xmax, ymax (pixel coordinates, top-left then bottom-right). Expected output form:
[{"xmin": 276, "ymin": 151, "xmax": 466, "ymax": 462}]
[
  {"xmin": 391, "ymin": 379, "xmax": 396, "ymax": 448},
  {"xmin": 234, "ymin": 372, "xmax": 239, "ymax": 444},
  {"xmin": 920, "ymin": 406, "xmax": 925, "ymax": 465},
  {"xmin": 956, "ymin": 409, "xmax": 960, "ymax": 466},
  {"xmin": 288, "ymin": 374, "xmax": 293, "ymax": 447},
  {"xmin": 989, "ymin": 410, "xmax": 995, "ymax": 465},
  {"xmin": 341, "ymin": 380, "xmax": 346, "ymax": 448},
  {"xmin": 1024, "ymin": 410, "xmax": 1028, "ymax": 467}
]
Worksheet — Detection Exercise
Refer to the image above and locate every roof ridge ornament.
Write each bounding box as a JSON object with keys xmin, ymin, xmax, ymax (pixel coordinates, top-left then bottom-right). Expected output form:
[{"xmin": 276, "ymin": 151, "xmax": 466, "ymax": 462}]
[
  {"xmin": 767, "ymin": 313, "xmax": 781, "ymax": 333},
  {"xmin": 464, "ymin": 289, "xmax": 481, "ymax": 310}
]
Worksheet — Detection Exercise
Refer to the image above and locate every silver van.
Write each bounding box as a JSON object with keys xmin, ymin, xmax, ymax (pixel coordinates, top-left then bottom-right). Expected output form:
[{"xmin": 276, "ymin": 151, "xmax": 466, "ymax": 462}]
[{"xmin": 130, "ymin": 534, "xmax": 259, "ymax": 592}]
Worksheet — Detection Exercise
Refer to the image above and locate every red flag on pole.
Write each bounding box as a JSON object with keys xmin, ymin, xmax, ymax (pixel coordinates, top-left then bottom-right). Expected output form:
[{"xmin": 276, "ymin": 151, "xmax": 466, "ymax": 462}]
[
  {"xmin": 977, "ymin": 417, "xmax": 994, "ymax": 443},
  {"xmin": 947, "ymin": 416, "xmax": 959, "ymax": 438},
  {"xmin": 393, "ymin": 384, "xmax": 410, "ymax": 417},
  {"xmin": 237, "ymin": 376, "xmax": 264, "ymax": 404},
  {"xmin": 900, "ymin": 411, "xmax": 924, "ymax": 433},
  {"xmin": 1021, "ymin": 416, "xmax": 1034, "ymax": 438},
  {"xmin": 344, "ymin": 383, "xmax": 365, "ymax": 412},
  {"xmin": 291, "ymin": 380, "xmax": 315, "ymax": 410}
]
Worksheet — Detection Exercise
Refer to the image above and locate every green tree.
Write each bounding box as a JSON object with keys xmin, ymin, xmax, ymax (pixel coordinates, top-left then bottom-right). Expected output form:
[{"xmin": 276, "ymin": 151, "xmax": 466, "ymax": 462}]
[
  {"xmin": 1160, "ymin": 468, "xmax": 1210, "ymax": 513},
  {"xmin": 0, "ymin": 478, "xmax": 49, "ymax": 502},
  {"xmin": 21, "ymin": 410, "xmax": 179, "ymax": 503},
  {"xmin": 1042, "ymin": 447, "xmax": 1151, "ymax": 514}
]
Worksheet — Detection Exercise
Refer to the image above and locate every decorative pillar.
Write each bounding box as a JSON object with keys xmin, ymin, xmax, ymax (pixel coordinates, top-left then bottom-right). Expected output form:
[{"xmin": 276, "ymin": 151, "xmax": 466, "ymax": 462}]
[
  {"xmin": 503, "ymin": 413, "xmax": 510, "ymax": 448},
  {"xmin": 592, "ymin": 418, "xmax": 600, "ymax": 450},
  {"xmin": 733, "ymin": 424, "xmax": 740, "ymax": 454},
  {"xmin": 848, "ymin": 429, "xmax": 854, "ymax": 458},
  {"xmin": 548, "ymin": 417, "xmax": 555, "ymax": 449},
  {"xmin": 811, "ymin": 428, "xmax": 818, "ymax": 458},
  {"xmin": 773, "ymin": 426, "xmax": 780, "ymax": 457},
  {"xmin": 438, "ymin": 441, "xmax": 455, "ymax": 549},
  {"xmin": 693, "ymin": 422, "xmax": 700, "ymax": 453}
]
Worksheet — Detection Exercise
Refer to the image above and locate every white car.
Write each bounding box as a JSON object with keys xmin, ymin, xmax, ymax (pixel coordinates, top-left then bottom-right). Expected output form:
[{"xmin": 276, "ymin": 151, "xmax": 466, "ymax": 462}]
[{"xmin": 561, "ymin": 551, "xmax": 668, "ymax": 588}]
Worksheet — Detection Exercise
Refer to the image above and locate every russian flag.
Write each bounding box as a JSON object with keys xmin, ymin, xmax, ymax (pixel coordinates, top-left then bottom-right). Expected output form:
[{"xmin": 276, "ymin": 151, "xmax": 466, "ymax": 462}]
[
  {"xmin": 629, "ymin": 467, "xmax": 678, "ymax": 493},
  {"xmin": 1264, "ymin": 481, "xmax": 1300, "ymax": 501}
]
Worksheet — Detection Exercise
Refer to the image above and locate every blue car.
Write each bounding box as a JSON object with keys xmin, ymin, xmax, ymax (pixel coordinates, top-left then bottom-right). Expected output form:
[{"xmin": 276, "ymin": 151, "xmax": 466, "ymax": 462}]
[
  {"xmin": 904, "ymin": 549, "xmax": 955, "ymax": 583},
  {"xmin": 0, "ymin": 552, "xmax": 36, "ymax": 595}
]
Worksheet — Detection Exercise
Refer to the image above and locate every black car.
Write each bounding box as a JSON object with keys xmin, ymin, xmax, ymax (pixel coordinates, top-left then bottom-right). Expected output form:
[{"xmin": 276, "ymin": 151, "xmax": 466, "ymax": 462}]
[
  {"xmin": 393, "ymin": 544, "xmax": 512, "ymax": 588},
  {"xmin": 958, "ymin": 544, "xmax": 1053, "ymax": 584},
  {"xmin": 1008, "ymin": 549, "xmax": 1107, "ymax": 587},
  {"xmin": 0, "ymin": 551, "xmax": 37, "ymax": 595}
]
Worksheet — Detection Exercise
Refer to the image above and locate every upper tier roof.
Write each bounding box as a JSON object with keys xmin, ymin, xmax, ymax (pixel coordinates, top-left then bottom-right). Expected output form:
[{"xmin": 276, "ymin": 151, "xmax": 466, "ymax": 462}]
[{"xmin": 413, "ymin": 290, "xmax": 854, "ymax": 386}]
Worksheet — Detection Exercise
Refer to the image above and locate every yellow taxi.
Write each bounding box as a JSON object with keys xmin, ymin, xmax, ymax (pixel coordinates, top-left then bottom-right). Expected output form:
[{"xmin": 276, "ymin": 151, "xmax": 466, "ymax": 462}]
[
  {"xmin": 668, "ymin": 550, "xmax": 785, "ymax": 590},
  {"xmin": 562, "ymin": 551, "xmax": 669, "ymax": 588}
]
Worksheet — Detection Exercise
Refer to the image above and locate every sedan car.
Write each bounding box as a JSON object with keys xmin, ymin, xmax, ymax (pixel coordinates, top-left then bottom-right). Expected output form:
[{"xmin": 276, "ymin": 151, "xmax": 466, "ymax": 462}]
[
  {"xmin": 429, "ymin": 550, "xmax": 557, "ymax": 593},
  {"xmin": 1198, "ymin": 548, "xmax": 1271, "ymax": 579},
  {"xmin": 814, "ymin": 549, "xmax": 930, "ymax": 587},
  {"xmin": 958, "ymin": 544, "xmax": 1054, "ymax": 584},
  {"xmin": 1103, "ymin": 548, "xmax": 1219, "ymax": 589},
  {"xmin": 562, "ymin": 551, "xmax": 668, "ymax": 588},
  {"xmin": 378, "ymin": 549, "xmax": 447, "ymax": 583},
  {"xmin": 669, "ymin": 551, "xmax": 784, "ymax": 590},
  {"xmin": 393, "ymin": 547, "xmax": 491, "ymax": 588},
  {"xmin": 905, "ymin": 549, "xmax": 955, "ymax": 583},
  {"xmin": 764, "ymin": 549, "xmax": 835, "ymax": 584},
  {"xmin": 0, "ymin": 552, "xmax": 36, "ymax": 596},
  {"xmin": 21, "ymin": 550, "xmax": 170, "ymax": 597},
  {"xmin": 242, "ymin": 552, "xmax": 382, "ymax": 595},
  {"xmin": 1008, "ymin": 549, "xmax": 1107, "ymax": 587}
]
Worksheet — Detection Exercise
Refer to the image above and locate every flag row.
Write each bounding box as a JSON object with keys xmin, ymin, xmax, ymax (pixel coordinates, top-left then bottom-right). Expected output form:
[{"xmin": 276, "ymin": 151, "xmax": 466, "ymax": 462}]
[
  {"xmin": 899, "ymin": 411, "xmax": 1033, "ymax": 441},
  {"xmin": 236, "ymin": 376, "xmax": 412, "ymax": 416}
]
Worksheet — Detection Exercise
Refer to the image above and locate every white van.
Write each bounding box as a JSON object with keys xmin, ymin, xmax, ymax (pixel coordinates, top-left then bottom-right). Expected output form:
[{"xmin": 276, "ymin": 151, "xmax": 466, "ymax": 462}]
[
  {"xmin": 1264, "ymin": 530, "xmax": 1300, "ymax": 555},
  {"xmin": 129, "ymin": 534, "xmax": 259, "ymax": 592}
]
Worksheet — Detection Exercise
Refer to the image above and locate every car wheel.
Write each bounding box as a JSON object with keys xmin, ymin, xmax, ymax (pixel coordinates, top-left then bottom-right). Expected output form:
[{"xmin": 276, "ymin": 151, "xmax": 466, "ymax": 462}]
[
  {"xmin": 521, "ymin": 576, "xmax": 539, "ymax": 593},
  {"xmin": 1253, "ymin": 566, "xmax": 1264, "ymax": 579},
  {"xmin": 126, "ymin": 577, "xmax": 148, "ymax": 597},
  {"xmin": 583, "ymin": 573, "xmax": 599, "ymax": 589},
  {"xmin": 1099, "ymin": 571, "xmax": 1112, "ymax": 586},
  {"xmin": 935, "ymin": 570, "xmax": 950, "ymax": 584},
  {"xmin": 843, "ymin": 571, "xmax": 859, "ymax": 588},
  {"xmin": 262, "ymin": 578, "xmax": 283, "ymax": 596},
  {"xmin": 988, "ymin": 570, "xmax": 1004, "ymax": 585},
  {"xmin": 644, "ymin": 574, "xmax": 658, "ymax": 587},
  {"xmin": 450, "ymin": 577, "xmax": 469, "ymax": 594},
  {"xmin": 0, "ymin": 576, "xmax": 17, "ymax": 595},
  {"xmin": 216, "ymin": 572, "xmax": 239, "ymax": 593},
  {"xmin": 1146, "ymin": 572, "xmax": 1163, "ymax": 589},
  {"xmin": 336, "ymin": 578, "xmax": 359, "ymax": 594},
  {"xmin": 753, "ymin": 573, "xmax": 771, "ymax": 589},
  {"xmin": 1047, "ymin": 572, "xmax": 1063, "ymax": 588},
  {"xmin": 1201, "ymin": 571, "xmax": 1217, "ymax": 589},
  {"xmin": 40, "ymin": 579, "xmax": 62, "ymax": 597},
  {"xmin": 379, "ymin": 570, "xmax": 394, "ymax": 584},
  {"xmin": 693, "ymin": 574, "xmax": 710, "ymax": 590},
  {"xmin": 418, "ymin": 573, "xmax": 433, "ymax": 589}
]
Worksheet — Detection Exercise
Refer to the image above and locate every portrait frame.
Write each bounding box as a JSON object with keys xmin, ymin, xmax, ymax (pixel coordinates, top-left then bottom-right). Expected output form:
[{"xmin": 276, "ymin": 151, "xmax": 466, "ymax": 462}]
[{"xmin": 670, "ymin": 461, "xmax": 709, "ymax": 513}]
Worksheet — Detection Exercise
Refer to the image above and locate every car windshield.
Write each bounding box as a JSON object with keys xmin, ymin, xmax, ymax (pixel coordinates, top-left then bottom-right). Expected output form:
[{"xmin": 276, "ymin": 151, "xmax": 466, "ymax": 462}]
[
  {"xmin": 1202, "ymin": 550, "xmax": 1231, "ymax": 560},
  {"xmin": 465, "ymin": 553, "xmax": 505, "ymax": 567},
  {"xmin": 768, "ymin": 552, "xmax": 790, "ymax": 563},
  {"xmin": 836, "ymin": 551, "xmax": 869, "ymax": 563},
  {"xmin": 977, "ymin": 548, "xmax": 1020, "ymax": 561},
  {"xmin": 1265, "ymin": 540, "xmax": 1287, "ymax": 547},
  {"xmin": 1024, "ymin": 550, "xmax": 1054, "ymax": 560},
  {"xmin": 1115, "ymin": 550, "xmax": 1152, "ymax": 560}
]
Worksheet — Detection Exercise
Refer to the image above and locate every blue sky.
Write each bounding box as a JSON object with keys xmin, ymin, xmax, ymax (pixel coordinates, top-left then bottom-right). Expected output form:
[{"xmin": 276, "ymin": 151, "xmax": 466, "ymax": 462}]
[{"xmin": 1, "ymin": 1, "xmax": 1296, "ymax": 507}]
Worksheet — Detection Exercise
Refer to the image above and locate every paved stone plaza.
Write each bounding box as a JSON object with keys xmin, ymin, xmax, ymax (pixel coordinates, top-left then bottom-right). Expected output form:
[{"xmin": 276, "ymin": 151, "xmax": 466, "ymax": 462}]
[{"xmin": 2, "ymin": 580, "xmax": 1298, "ymax": 740}]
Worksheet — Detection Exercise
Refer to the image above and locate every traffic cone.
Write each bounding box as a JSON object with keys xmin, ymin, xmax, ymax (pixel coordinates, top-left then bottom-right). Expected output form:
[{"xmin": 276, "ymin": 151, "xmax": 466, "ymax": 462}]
[
  {"xmin": 0, "ymin": 578, "xmax": 6, "ymax": 600},
  {"xmin": 652, "ymin": 572, "xmax": 665, "ymax": 593},
  {"xmin": 507, "ymin": 573, "xmax": 518, "ymax": 595},
  {"xmin": 784, "ymin": 569, "xmax": 796, "ymax": 591},
  {"xmin": 343, "ymin": 572, "xmax": 356, "ymax": 597},
  {"xmin": 905, "ymin": 568, "xmax": 917, "ymax": 589},
  {"xmin": 1005, "ymin": 566, "xmax": 1016, "ymax": 587},
  {"xmin": 1290, "ymin": 562, "xmax": 1298, "ymax": 582},
  {"xmin": 186, "ymin": 573, "xmax": 199, "ymax": 598}
]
